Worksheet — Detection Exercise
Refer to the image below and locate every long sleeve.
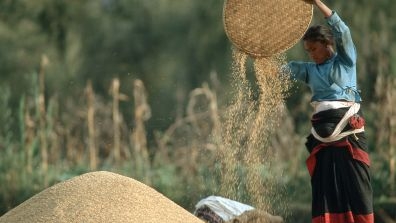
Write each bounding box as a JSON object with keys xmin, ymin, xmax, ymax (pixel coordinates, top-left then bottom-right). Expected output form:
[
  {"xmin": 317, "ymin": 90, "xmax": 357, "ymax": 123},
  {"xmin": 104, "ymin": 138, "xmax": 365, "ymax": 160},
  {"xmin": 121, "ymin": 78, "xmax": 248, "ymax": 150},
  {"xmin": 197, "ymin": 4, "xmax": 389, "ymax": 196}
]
[
  {"xmin": 286, "ymin": 61, "xmax": 310, "ymax": 83},
  {"xmin": 326, "ymin": 12, "xmax": 356, "ymax": 67}
]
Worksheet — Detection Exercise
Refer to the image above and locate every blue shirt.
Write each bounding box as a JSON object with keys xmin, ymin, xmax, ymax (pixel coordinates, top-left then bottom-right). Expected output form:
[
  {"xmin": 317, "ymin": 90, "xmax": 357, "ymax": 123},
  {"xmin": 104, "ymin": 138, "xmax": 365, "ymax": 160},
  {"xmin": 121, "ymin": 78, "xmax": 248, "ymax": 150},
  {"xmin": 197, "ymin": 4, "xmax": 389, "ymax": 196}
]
[{"xmin": 287, "ymin": 12, "xmax": 361, "ymax": 102}]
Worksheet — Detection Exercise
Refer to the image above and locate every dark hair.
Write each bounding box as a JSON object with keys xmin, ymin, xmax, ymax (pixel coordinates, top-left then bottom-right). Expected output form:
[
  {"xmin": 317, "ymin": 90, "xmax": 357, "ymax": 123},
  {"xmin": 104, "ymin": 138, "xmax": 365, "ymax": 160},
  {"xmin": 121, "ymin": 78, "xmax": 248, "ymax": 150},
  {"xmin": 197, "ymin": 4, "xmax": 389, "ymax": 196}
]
[{"xmin": 302, "ymin": 25, "xmax": 334, "ymax": 45}]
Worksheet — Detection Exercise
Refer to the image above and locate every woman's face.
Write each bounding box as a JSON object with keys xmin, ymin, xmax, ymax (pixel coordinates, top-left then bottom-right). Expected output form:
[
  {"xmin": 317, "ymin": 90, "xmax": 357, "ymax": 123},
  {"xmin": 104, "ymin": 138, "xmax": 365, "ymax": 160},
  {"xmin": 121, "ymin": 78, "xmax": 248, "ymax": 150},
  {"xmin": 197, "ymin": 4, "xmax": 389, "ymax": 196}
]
[{"xmin": 303, "ymin": 40, "xmax": 333, "ymax": 64}]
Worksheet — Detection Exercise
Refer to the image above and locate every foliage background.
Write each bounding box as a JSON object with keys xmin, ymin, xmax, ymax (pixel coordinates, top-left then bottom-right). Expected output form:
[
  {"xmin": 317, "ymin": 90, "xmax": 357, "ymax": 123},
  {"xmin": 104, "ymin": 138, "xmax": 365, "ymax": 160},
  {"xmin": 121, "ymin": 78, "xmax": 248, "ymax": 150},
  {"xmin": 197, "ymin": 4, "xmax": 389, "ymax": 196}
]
[{"xmin": 0, "ymin": 0, "xmax": 395, "ymax": 222}]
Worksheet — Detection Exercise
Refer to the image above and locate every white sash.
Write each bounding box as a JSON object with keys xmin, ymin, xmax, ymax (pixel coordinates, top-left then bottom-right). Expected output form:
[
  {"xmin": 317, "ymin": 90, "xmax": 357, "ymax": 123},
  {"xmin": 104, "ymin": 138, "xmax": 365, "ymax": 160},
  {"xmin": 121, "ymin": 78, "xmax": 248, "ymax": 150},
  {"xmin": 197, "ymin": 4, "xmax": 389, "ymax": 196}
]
[{"xmin": 311, "ymin": 103, "xmax": 364, "ymax": 143}]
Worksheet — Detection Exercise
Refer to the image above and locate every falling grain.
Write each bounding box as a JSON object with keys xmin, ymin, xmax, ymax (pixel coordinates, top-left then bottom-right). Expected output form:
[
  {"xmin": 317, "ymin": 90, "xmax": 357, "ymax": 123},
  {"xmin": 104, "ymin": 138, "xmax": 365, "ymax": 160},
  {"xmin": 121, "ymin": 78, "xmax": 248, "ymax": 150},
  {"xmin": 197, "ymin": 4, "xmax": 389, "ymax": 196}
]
[{"xmin": 217, "ymin": 48, "xmax": 291, "ymax": 213}]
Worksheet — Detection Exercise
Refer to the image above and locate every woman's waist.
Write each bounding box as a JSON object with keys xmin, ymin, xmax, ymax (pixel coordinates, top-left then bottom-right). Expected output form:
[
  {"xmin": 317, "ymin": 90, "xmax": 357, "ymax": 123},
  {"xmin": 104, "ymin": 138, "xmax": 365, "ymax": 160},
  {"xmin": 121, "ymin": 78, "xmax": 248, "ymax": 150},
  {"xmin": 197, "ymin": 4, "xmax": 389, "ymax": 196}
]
[
  {"xmin": 310, "ymin": 103, "xmax": 364, "ymax": 140},
  {"xmin": 311, "ymin": 100, "xmax": 356, "ymax": 114}
]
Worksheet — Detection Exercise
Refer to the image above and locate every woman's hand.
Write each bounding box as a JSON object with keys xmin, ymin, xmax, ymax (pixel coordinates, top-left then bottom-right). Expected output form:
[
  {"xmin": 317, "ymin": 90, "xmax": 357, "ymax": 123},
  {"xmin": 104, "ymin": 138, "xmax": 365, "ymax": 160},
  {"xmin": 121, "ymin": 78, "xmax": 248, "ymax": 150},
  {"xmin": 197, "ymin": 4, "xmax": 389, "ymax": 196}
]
[
  {"xmin": 302, "ymin": 0, "xmax": 332, "ymax": 18},
  {"xmin": 313, "ymin": 0, "xmax": 332, "ymax": 18}
]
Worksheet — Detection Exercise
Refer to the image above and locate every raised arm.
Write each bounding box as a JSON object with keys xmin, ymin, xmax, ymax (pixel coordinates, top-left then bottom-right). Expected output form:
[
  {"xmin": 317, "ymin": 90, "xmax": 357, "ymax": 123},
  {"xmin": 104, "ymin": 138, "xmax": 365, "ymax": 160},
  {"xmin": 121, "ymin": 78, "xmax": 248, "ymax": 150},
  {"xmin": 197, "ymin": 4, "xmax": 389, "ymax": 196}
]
[
  {"xmin": 313, "ymin": 0, "xmax": 332, "ymax": 18},
  {"xmin": 307, "ymin": 0, "xmax": 356, "ymax": 66}
]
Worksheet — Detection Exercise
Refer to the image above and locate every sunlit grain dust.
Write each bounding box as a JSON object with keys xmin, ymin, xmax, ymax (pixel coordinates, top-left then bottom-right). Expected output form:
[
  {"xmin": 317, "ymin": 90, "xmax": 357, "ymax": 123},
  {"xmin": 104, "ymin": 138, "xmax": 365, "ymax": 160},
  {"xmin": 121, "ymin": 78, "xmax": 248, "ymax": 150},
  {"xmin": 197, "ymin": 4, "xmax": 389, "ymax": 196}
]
[{"xmin": 217, "ymin": 48, "xmax": 292, "ymax": 214}]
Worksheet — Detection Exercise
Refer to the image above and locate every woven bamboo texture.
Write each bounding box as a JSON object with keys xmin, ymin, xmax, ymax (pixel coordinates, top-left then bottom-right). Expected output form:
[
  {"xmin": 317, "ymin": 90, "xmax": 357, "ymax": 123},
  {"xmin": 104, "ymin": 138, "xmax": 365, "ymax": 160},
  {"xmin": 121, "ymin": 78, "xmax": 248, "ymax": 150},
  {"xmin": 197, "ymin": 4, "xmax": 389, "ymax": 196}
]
[{"xmin": 223, "ymin": 0, "xmax": 313, "ymax": 57}]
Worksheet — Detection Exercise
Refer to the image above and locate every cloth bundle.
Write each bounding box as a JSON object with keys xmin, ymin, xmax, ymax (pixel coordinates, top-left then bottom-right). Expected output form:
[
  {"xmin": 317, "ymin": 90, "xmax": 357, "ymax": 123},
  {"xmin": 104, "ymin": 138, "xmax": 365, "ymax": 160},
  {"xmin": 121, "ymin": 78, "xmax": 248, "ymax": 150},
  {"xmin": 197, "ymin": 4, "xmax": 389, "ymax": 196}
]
[
  {"xmin": 194, "ymin": 196, "xmax": 284, "ymax": 223},
  {"xmin": 194, "ymin": 196, "xmax": 254, "ymax": 222}
]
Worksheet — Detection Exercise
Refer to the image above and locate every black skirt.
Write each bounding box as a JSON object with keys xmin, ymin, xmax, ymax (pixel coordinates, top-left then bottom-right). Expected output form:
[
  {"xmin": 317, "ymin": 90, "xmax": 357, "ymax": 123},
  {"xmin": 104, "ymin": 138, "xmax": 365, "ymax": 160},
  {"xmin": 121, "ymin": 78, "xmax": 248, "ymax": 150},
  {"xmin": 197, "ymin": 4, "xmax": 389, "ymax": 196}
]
[{"xmin": 305, "ymin": 108, "xmax": 374, "ymax": 223}]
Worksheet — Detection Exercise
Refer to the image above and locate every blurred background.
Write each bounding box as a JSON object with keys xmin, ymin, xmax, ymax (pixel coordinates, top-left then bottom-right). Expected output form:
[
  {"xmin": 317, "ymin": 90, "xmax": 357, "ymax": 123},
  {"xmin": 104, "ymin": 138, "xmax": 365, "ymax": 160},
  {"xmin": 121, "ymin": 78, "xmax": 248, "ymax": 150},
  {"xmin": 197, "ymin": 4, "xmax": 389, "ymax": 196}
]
[{"xmin": 0, "ymin": 0, "xmax": 395, "ymax": 222}]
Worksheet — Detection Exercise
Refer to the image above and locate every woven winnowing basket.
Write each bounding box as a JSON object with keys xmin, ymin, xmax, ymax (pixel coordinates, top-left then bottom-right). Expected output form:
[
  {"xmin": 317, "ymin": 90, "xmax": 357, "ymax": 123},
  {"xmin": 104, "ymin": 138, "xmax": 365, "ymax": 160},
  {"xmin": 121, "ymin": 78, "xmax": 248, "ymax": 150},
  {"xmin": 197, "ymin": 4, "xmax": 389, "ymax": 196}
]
[{"xmin": 223, "ymin": 0, "xmax": 313, "ymax": 58}]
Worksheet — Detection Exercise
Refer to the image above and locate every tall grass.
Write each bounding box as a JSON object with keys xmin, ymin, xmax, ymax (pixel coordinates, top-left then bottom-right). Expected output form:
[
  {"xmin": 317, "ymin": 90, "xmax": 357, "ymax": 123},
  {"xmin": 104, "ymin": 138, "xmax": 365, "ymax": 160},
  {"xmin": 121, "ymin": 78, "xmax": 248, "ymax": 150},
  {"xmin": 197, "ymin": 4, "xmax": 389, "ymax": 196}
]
[{"xmin": 0, "ymin": 68, "xmax": 395, "ymax": 222}]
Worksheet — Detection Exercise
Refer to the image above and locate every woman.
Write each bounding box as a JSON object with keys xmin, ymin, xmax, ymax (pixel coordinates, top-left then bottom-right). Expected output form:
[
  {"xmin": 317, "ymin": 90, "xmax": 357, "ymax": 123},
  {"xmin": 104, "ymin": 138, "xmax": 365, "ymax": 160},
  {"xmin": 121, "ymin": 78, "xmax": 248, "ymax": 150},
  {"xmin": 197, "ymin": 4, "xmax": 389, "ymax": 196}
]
[{"xmin": 286, "ymin": 0, "xmax": 374, "ymax": 222}]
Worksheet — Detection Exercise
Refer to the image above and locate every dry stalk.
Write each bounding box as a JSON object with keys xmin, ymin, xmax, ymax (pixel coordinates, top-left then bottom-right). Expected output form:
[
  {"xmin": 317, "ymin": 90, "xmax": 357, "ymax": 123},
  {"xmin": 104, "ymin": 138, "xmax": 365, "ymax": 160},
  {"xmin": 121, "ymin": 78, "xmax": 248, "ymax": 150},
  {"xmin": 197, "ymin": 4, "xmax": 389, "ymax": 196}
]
[
  {"xmin": 157, "ymin": 112, "xmax": 210, "ymax": 147},
  {"xmin": 38, "ymin": 54, "xmax": 49, "ymax": 175},
  {"xmin": 156, "ymin": 82, "xmax": 219, "ymax": 160},
  {"xmin": 131, "ymin": 79, "xmax": 151, "ymax": 183},
  {"xmin": 187, "ymin": 82, "xmax": 221, "ymax": 137},
  {"xmin": 46, "ymin": 96, "xmax": 60, "ymax": 164},
  {"xmin": 23, "ymin": 98, "xmax": 35, "ymax": 173},
  {"xmin": 151, "ymin": 81, "xmax": 220, "ymax": 189},
  {"xmin": 85, "ymin": 80, "xmax": 97, "ymax": 170},
  {"xmin": 111, "ymin": 78, "xmax": 121, "ymax": 162},
  {"xmin": 131, "ymin": 79, "xmax": 150, "ymax": 158},
  {"xmin": 110, "ymin": 78, "xmax": 129, "ymax": 163}
]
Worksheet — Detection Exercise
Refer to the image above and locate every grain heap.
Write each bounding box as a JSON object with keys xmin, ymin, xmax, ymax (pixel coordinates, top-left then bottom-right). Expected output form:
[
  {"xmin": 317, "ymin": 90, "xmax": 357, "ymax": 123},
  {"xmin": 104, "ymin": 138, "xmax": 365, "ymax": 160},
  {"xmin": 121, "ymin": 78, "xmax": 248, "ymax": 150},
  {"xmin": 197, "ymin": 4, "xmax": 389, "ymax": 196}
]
[{"xmin": 0, "ymin": 171, "xmax": 204, "ymax": 223}]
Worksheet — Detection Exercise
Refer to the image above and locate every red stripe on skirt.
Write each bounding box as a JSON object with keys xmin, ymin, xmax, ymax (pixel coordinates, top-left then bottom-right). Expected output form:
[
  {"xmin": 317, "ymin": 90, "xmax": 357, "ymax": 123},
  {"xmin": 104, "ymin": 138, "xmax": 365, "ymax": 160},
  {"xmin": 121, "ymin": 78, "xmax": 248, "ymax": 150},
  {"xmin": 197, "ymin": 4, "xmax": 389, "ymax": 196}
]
[
  {"xmin": 312, "ymin": 211, "xmax": 374, "ymax": 223},
  {"xmin": 306, "ymin": 139, "xmax": 370, "ymax": 177}
]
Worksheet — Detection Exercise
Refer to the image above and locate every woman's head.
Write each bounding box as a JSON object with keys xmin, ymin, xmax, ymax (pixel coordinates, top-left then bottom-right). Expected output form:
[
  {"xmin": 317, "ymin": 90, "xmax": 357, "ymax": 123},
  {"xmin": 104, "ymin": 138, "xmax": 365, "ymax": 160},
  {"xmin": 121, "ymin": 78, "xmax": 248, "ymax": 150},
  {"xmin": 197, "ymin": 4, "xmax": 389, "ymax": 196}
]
[
  {"xmin": 303, "ymin": 25, "xmax": 333, "ymax": 44},
  {"xmin": 302, "ymin": 25, "xmax": 334, "ymax": 64}
]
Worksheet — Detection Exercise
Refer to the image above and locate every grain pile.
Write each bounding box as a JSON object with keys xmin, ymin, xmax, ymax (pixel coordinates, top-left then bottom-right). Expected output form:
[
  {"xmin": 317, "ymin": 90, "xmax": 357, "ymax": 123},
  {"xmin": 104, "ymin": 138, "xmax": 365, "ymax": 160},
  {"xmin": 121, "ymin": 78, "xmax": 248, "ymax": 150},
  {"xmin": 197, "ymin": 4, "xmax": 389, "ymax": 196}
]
[{"xmin": 0, "ymin": 171, "xmax": 204, "ymax": 223}]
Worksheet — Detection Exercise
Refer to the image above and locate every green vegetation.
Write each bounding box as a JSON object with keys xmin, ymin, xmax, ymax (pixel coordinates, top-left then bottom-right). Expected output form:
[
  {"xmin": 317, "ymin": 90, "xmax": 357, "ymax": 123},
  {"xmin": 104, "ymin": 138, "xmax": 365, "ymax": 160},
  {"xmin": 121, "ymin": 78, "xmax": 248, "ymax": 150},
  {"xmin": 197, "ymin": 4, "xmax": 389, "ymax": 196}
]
[{"xmin": 0, "ymin": 0, "xmax": 395, "ymax": 222}]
